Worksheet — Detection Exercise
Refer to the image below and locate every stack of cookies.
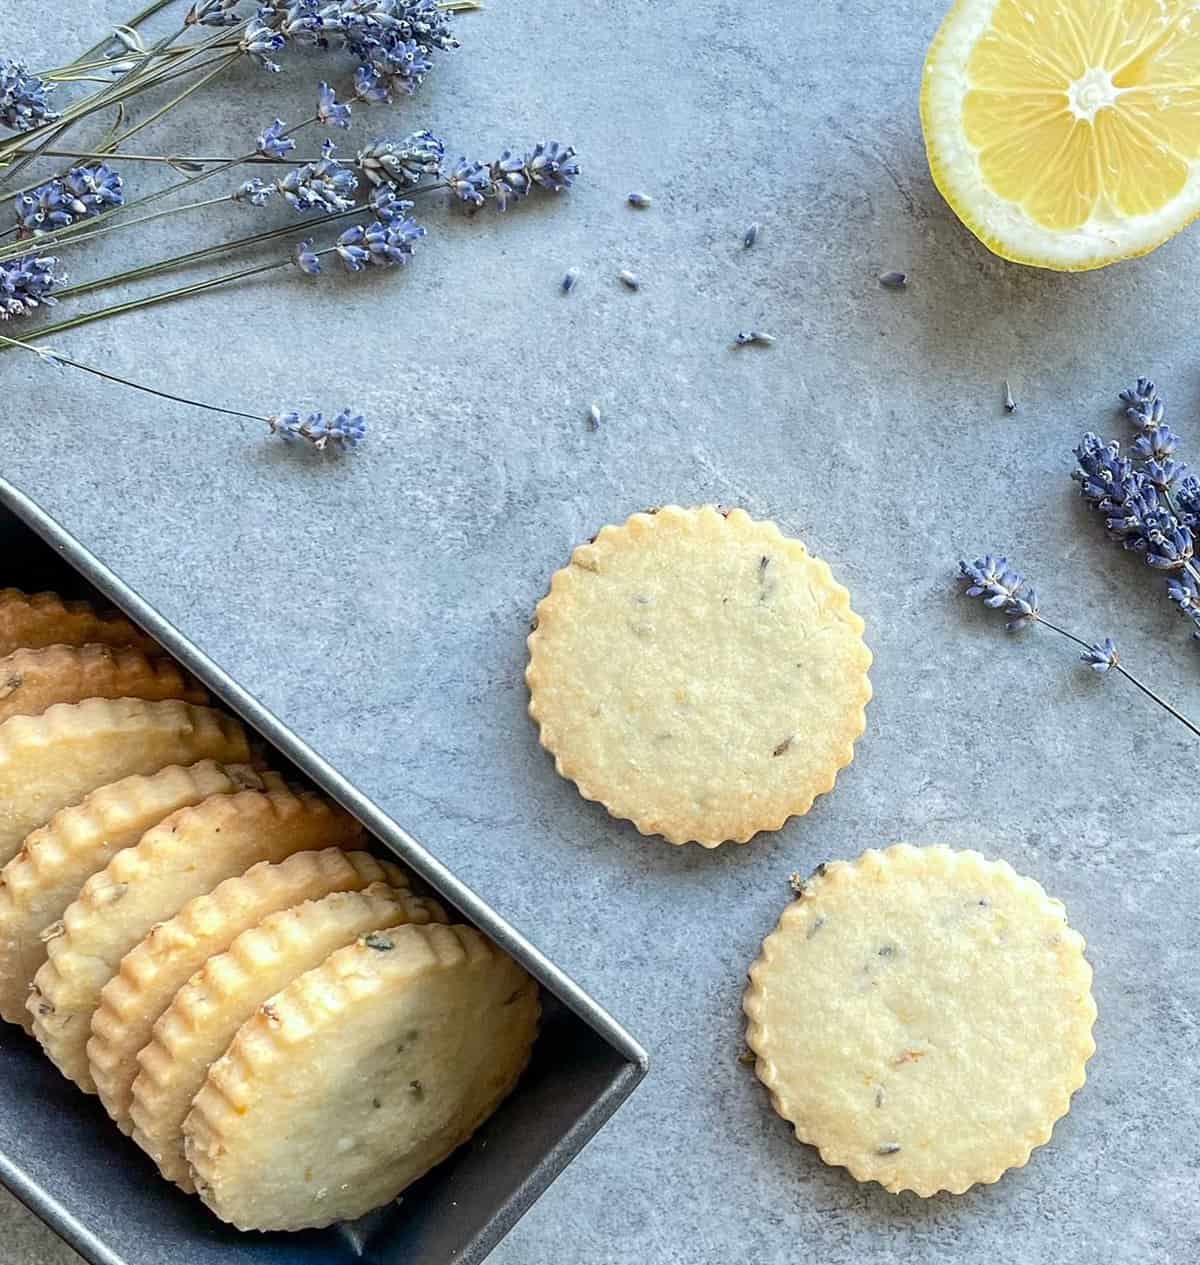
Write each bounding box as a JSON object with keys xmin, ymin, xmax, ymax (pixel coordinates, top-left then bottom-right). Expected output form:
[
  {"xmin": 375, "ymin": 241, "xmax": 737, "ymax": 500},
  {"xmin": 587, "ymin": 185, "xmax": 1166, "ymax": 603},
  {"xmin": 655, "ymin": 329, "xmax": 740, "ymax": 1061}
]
[{"xmin": 0, "ymin": 588, "xmax": 538, "ymax": 1231}]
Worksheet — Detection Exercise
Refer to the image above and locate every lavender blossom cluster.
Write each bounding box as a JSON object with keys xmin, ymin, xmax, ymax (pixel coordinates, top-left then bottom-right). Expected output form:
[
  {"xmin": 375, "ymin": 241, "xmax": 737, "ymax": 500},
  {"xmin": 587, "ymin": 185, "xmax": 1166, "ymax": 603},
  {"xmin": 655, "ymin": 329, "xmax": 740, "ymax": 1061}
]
[
  {"xmin": 1073, "ymin": 378, "xmax": 1200, "ymax": 640},
  {"xmin": 0, "ymin": 59, "xmax": 57, "ymax": 133},
  {"xmin": 241, "ymin": 0, "xmax": 458, "ymax": 92},
  {"xmin": 447, "ymin": 141, "xmax": 581, "ymax": 212},
  {"xmin": 0, "ymin": 255, "xmax": 60, "ymax": 319},
  {"xmin": 15, "ymin": 164, "xmax": 124, "ymax": 233}
]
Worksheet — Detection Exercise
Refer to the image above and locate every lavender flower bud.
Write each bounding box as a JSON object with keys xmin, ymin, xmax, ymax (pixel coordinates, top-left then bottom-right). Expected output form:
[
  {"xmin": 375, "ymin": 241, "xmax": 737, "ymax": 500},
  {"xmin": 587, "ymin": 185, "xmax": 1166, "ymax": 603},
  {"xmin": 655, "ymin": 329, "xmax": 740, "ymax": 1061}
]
[
  {"xmin": 0, "ymin": 60, "xmax": 57, "ymax": 133},
  {"xmin": 260, "ymin": 0, "xmax": 327, "ymax": 39},
  {"xmin": 368, "ymin": 185, "xmax": 414, "ymax": 221},
  {"xmin": 447, "ymin": 157, "xmax": 489, "ymax": 209},
  {"xmin": 358, "ymin": 38, "xmax": 434, "ymax": 101},
  {"xmin": 335, "ymin": 225, "xmax": 371, "ymax": 272},
  {"xmin": 275, "ymin": 140, "xmax": 358, "ymax": 212},
  {"xmin": 241, "ymin": 18, "xmax": 287, "ymax": 70},
  {"xmin": 1131, "ymin": 423, "xmax": 1180, "ymax": 461},
  {"xmin": 257, "ymin": 119, "xmax": 295, "ymax": 159},
  {"xmin": 294, "ymin": 238, "xmax": 322, "ymax": 275},
  {"xmin": 1080, "ymin": 638, "xmax": 1119, "ymax": 673},
  {"xmin": 267, "ymin": 408, "xmax": 366, "ymax": 452},
  {"xmin": 0, "ymin": 254, "xmax": 62, "ymax": 319},
  {"xmin": 356, "ymin": 132, "xmax": 445, "ymax": 188},
  {"xmin": 525, "ymin": 141, "xmax": 580, "ymax": 192},
  {"xmin": 489, "ymin": 151, "xmax": 530, "ymax": 212},
  {"xmin": 15, "ymin": 165, "xmax": 123, "ymax": 233},
  {"xmin": 317, "ymin": 81, "xmax": 352, "ymax": 129},
  {"xmin": 361, "ymin": 215, "xmax": 424, "ymax": 265},
  {"xmin": 233, "ymin": 178, "xmax": 274, "ymax": 207},
  {"xmin": 186, "ymin": 0, "xmax": 240, "ymax": 26}
]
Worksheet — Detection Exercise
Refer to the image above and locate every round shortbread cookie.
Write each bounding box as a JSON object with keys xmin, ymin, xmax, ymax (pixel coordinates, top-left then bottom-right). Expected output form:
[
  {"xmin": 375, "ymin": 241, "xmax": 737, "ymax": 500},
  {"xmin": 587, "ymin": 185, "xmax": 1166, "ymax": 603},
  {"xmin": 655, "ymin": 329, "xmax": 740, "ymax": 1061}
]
[
  {"xmin": 0, "ymin": 588, "xmax": 160, "ymax": 658},
  {"xmin": 526, "ymin": 505, "xmax": 872, "ymax": 845},
  {"xmin": 743, "ymin": 844, "xmax": 1097, "ymax": 1196},
  {"xmin": 91, "ymin": 848, "xmax": 412, "ymax": 1133},
  {"xmin": 131, "ymin": 884, "xmax": 446, "ymax": 1189},
  {"xmin": 0, "ymin": 644, "xmax": 207, "ymax": 724},
  {"xmin": 30, "ymin": 785, "xmax": 363, "ymax": 1091},
  {"xmin": 0, "ymin": 761, "xmax": 267, "ymax": 1029},
  {"xmin": 185, "ymin": 923, "xmax": 539, "ymax": 1231},
  {"xmin": 0, "ymin": 698, "xmax": 250, "ymax": 868}
]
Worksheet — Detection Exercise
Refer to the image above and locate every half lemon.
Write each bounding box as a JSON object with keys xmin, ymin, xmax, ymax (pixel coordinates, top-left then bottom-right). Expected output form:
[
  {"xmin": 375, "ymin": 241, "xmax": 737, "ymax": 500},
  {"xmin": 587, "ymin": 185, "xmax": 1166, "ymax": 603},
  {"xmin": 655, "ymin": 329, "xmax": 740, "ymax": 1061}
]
[{"xmin": 922, "ymin": 0, "xmax": 1200, "ymax": 270}]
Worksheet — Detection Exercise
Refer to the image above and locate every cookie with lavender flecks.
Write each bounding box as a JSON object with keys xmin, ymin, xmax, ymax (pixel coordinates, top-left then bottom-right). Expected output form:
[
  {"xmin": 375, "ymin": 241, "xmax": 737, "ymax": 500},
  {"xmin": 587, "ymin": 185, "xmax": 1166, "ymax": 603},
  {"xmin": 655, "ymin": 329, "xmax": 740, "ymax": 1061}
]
[
  {"xmin": 525, "ymin": 505, "xmax": 872, "ymax": 846},
  {"xmin": 744, "ymin": 844, "xmax": 1097, "ymax": 1196}
]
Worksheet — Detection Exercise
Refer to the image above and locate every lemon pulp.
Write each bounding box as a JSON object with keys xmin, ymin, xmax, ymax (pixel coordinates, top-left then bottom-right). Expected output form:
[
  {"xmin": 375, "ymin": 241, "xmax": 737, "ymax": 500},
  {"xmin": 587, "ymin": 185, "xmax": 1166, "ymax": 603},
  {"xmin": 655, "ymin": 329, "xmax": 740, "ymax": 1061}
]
[{"xmin": 922, "ymin": 0, "xmax": 1200, "ymax": 269}]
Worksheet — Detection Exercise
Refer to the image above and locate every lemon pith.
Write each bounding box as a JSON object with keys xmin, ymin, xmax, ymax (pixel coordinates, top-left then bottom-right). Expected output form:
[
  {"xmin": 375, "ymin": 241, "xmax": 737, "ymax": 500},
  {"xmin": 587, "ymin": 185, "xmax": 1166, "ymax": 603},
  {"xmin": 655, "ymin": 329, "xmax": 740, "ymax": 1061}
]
[{"xmin": 921, "ymin": 0, "xmax": 1200, "ymax": 271}]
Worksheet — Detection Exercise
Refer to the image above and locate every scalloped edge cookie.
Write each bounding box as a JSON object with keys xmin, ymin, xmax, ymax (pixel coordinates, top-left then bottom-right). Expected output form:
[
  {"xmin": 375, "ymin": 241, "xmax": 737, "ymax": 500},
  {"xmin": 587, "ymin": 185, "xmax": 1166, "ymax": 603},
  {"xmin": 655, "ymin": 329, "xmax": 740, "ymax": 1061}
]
[
  {"xmin": 0, "ymin": 644, "xmax": 207, "ymax": 724},
  {"xmin": 130, "ymin": 883, "xmax": 445, "ymax": 1189},
  {"xmin": 526, "ymin": 505, "xmax": 872, "ymax": 846},
  {"xmin": 90, "ymin": 847, "xmax": 412, "ymax": 1132},
  {"xmin": 0, "ymin": 699, "xmax": 250, "ymax": 868},
  {"xmin": 0, "ymin": 588, "xmax": 160, "ymax": 658},
  {"xmin": 743, "ymin": 844, "xmax": 1097, "ymax": 1196},
  {"xmin": 184, "ymin": 922, "xmax": 538, "ymax": 1230},
  {"xmin": 30, "ymin": 784, "xmax": 363, "ymax": 1091},
  {"xmin": 0, "ymin": 760, "xmax": 266, "ymax": 1029}
]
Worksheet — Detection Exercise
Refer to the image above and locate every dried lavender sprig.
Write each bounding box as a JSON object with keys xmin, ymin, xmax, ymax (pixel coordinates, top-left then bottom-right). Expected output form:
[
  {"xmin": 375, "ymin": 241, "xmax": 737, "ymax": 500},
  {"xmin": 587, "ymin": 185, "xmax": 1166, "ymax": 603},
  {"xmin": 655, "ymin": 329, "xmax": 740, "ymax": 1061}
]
[
  {"xmin": 0, "ymin": 330, "xmax": 365, "ymax": 452},
  {"xmin": 1073, "ymin": 379, "xmax": 1200, "ymax": 643},
  {"xmin": 52, "ymin": 178, "xmax": 444, "ymax": 302},
  {"xmin": 9, "ymin": 198, "xmax": 427, "ymax": 342},
  {"xmin": 958, "ymin": 555, "xmax": 1200, "ymax": 738}
]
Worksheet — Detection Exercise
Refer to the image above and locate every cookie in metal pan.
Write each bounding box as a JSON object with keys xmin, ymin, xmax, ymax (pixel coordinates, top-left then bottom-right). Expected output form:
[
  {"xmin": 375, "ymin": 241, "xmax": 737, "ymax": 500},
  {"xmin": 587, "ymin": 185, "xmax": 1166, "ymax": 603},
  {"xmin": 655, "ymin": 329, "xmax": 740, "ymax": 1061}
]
[
  {"xmin": 130, "ymin": 883, "xmax": 445, "ymax": 1189},
  {"xmin": 185, "ymin": 922, "xmax": 539, "ymax": 1230},
  {"xmin": 30, "ymin": 784, "xmax": 362, "ymax": 1090},
  {"xmin": 90, "ymin": 847, "xmax": 411, "ymax": 1133},
  {"xmin": 0, "ymin": 761, "xmax": 265, "ymax": 1029}
]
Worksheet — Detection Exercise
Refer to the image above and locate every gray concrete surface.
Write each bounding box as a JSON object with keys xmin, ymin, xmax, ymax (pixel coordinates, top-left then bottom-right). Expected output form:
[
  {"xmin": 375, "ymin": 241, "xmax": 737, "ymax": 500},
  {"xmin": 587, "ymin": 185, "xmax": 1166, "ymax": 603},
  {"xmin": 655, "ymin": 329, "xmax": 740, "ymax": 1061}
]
[{"xmin": 3, "ymin": 1, "xmax": 1199, "ymax": 1262}]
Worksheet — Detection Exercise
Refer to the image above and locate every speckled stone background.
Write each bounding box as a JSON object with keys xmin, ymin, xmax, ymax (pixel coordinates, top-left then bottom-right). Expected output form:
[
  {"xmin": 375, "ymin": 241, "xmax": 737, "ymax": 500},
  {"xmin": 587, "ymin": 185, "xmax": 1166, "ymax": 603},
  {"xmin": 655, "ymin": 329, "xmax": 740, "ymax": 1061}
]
[{"xmin": 3, "ymin": 1, "xmax": 1199, "ymax": 1261}]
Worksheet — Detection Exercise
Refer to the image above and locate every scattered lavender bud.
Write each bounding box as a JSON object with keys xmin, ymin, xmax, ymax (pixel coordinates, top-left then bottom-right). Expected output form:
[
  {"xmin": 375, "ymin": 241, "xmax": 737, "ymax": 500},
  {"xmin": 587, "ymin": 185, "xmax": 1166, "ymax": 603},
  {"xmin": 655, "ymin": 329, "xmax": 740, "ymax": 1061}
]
[
  {"xmin": 1080, "ymin": 637, "xmax": 1119, "ymax": 673},
  {"xmin": 0, "ymin": 253, "xmax": 62, "ymax": 319},
  {"xmin": 587, "ymin": 402, "xmax": 602, "ymax": 430},
  {"xmin": 735, "ymin": 330, "xmax": 775, "ymax": 347},
  {"xmin": 267, "ymin": 408, "xmax": 366, "ymax": 452},
  {"xmin": 743, "ymin": 222, "xmax": 760, "ymax": 248},
  {"xmin": 257, "ymin": 118, "xmax": 295, "ymax": 160},
  {"xmin": 618, "ymin": 269, "xmax": 640, "ymax": 290},
  {"xmin": 561, "ymin": 268, "xmax": 579, "ymax": 294},
  {"xmin": 0, "ymin": 59, "xmax": 57, "ymax": 133},
  {"xmin": 627, "ymin": 192, "xmax": 652, "ymax": 208},
  {"xmin": 1004, "ymin": 379, "xmax": 1016, "ymax": 413},
  {"xmin": 879, "ymin": 270, "xmax": 908, "ymax": 288},
  {"xmin": 316, "ymin": 81, "xmax": 352, "ymax": 130}
]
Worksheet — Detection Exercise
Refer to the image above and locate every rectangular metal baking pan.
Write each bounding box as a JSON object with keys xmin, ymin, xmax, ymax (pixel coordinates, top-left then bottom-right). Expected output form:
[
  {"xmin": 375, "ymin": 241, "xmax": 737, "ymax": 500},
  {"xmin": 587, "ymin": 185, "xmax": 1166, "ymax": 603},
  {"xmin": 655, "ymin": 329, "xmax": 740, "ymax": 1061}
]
[{"xmin": 0, "ymin": 475, "xmax": 647, "ymax": 1265}]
